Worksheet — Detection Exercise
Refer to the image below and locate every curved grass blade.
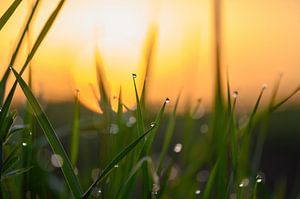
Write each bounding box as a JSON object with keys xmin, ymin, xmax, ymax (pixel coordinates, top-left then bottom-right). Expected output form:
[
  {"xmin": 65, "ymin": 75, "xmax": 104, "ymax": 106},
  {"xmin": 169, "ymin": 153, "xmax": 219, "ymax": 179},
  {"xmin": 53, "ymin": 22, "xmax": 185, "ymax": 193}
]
[
  {"xmin": 271, "ymin": 86, "xmax": 300, "ymax": 112},
  {"xmin": 82, "ymin": 124, "xmax": 156, "ymax": 199},
  {"xmin": 11, "ymin": 68, "xmax": 82, "ymax": 198},
  {"xmin": 0, "ymin": 0, "xmax": 21, "ymax": 31}
]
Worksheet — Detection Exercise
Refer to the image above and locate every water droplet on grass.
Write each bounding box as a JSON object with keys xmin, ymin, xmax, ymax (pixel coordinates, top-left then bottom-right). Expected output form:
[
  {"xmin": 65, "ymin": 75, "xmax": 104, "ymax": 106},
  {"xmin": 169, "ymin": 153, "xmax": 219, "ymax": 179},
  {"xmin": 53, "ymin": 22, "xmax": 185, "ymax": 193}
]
[
  {"xmin": 239, "ymin": 178, "xmax": 249, "ymax": 187},
  {"xmin": 233, "ymin": 91, "xmax": 239, "ymax": 98},
  {"xmin": 165, "ymin": 98, "xmax": 170, "ymax": 104},
  {"xmin": 132, "ymin": 73, "xmax": 137, "ymax": 78},
  {"xmin": 173, "ymin": 143, "xmax": 182, "ymax": 153},
  {"xmin": 150, "ymin": 122, "xmax": 156, "ymax": 127},
  {"xmin": 195, "ymin": 190, "xmax": 201, "ymax": 195},
  {"xmin": 114, "ymin": 164, "xmax": 119, "ymax": 168},
  {"xmin": 51, "ymin": 154, "xmax": 63, "ymax": 168},
  {"xmin": 22, "ymin": 142, "xmax": 27, "ymax": 147},
  {"xmin": 262, "ymin": 84, "xmax": 268, "ymax": 90}
]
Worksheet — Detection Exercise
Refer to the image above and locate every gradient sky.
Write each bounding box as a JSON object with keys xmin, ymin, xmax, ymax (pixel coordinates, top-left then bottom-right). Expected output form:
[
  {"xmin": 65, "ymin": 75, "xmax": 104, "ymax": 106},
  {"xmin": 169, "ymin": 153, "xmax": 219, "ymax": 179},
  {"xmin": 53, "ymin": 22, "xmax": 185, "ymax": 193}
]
[{"xmin": 0, "ymin": 0, "xmax": 299, "ymax": 112}]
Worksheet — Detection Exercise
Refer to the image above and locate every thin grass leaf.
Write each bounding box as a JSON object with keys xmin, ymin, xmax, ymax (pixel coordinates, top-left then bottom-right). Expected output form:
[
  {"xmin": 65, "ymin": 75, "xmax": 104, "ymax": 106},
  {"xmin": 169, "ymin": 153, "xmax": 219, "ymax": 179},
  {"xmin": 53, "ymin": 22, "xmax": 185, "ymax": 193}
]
[
  {"xmin": 203, "ymin": 159, "xmax": 220, "ymax": 199},
  {"xmin": 271, "ymin": 86, "xmax": 300, "ymax": 112},
  {"xmin": 95, "ymin": 47, "xmax": 111, "ymax": 113},
  {"xmin": 70, "ymin": 90, "xmax": 80, "ymax": 166},
  {"xmin": 0, "ymin": 0, "xmax": 21, "ymax": 31},
  {"xmin": 132, "ymin": 74, "xmax": 145, "ymax": 136},
  {"xmin": 157, "ymin": 94, "xmax": 180, "ymax": 173},
  {"xmin": 11, "ymin": 68, "xmax": 82, "ymax": 198},
  {"xmin": 143, "ymin": 98, "xmax": 168, "ymax": 154},
  {"xmin": 82, "ymin": 124, "xmax": 156, "ymax": 199}
]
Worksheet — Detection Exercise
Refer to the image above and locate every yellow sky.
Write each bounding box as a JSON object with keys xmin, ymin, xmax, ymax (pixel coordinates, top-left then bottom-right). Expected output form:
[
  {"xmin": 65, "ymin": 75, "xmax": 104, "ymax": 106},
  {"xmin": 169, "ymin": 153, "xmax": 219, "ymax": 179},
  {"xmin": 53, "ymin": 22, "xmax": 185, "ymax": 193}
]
[{"xmin": 0, "ymin": 0, "xmax": 299, "ymax": 112}]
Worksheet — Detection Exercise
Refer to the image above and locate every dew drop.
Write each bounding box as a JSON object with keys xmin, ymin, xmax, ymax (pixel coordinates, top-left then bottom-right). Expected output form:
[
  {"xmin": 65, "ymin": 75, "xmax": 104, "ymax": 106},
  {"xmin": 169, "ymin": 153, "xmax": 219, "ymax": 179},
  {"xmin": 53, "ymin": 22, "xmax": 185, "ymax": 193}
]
[
  {"xmin": 239, "ymin": 178, "xmax": 249, "ymax": 188},
  {"xmin": 150, "ymin": 122, "xmax": 156, "ymax": 127},
  {"xmin": 114, "ymin": 164, "xmax": 119, "ymax": 168},
  {"xmin": 132, "ymin": 73, "xmax": 137, "ymax": 78},
  {"xmin": 22, "ymin": 142, "xmax": 27, "ymax": 147},
  {"xmin": 195, "ymin": 189, "xmax": 201, "ymax": 195},
  {"xmin": 51, "ymin": 154, "xmax": 64, "ymax": 168},
  {"xmin": 165, "ymin": 98, "xmax": 170, "ymax": 104},
  {"xmin": 233, "ymin": 91, "xmax": 239, "ymax": 98},
  {"xmin": 129, "ymin": 116, "xmax": 136, "ymax": 124},
  {"xmin": 9, "ymin": 66, "xmax": 12, "ymax": 70},
  {"xmin": 262, "ymin": 84, "xmax": 268, "ymax": 90},
  {"xmin": 256, "ymin": 172, "xmax": 265, "ymax": 183},
  {"xmin": 173, "ymin": 143, "xmax": 182, "ymax": 153}
]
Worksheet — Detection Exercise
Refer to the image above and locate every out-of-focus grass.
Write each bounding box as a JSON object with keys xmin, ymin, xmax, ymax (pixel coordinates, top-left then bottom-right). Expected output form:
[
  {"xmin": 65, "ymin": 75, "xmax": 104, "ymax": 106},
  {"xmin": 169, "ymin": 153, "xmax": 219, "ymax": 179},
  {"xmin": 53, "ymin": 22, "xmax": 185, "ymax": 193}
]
[{"xmin": 1, "ymin": 0, "xmax": 300, "ymax": 199}]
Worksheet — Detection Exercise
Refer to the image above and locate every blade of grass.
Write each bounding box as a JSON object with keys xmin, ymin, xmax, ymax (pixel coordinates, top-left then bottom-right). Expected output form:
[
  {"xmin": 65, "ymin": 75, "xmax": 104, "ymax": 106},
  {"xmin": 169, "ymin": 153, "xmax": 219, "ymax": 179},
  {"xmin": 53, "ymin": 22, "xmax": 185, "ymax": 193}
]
[
  {"xmin": 132, "ymin": 74, "xmax": 145, "ymax": 136},
  {"xmin": 70, "ymin": 90, "xmax": 80, "ymax": 166},
  {"xmin": 0, "ymin": 0, "xmax": 21, "ymax": 31},
  {"xmin": 11, "ymin": 68, "xmax": 82, "ymax": 198},
  {"xmin": 82, "ymin": 124, "xmax": 156, "ymax": 199},
  {"xmin": 271, "ymin": 86, "xmax": 300, "ymax": 112},
  {"xmin": 157, "ymin": 94, "xmax": 180, "ymax": 173}
]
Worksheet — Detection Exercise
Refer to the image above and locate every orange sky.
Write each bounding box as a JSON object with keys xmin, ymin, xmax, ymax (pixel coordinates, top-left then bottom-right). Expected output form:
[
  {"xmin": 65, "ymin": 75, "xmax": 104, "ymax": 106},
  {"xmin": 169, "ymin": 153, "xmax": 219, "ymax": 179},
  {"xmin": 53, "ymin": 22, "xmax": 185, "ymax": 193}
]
[{"xmin": 0, "ymin": 0, "xmax": 299, "ymax": 112}]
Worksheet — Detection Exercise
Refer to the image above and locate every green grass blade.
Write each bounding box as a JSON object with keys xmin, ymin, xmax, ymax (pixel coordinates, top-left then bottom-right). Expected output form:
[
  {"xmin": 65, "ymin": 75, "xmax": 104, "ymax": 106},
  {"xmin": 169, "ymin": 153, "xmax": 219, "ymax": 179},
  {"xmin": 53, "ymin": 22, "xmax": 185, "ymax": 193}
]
[
  {"xmin": 11, "ymin": 68, "xmax": 82, "ymax": 198},
  {"xmin": 95, "ymin": 47, "xmax": 111, "ymax": 113},
  {"xmin": 132, "ymin": 74, "xmax": 145, "ymax": 136},
  {"xmin": 203, "ymin": 159, "xmax": 220, "ymax": 199},
  {"xmin": 157, "ymin": 94, "xmax": 180, "ymax": 173},
  {"xmin": 82, "ymin": 124, "xmax": 156, "ymax": 199},
  {"xmin": 70, "ymin": 90, "xmax": 80, "ymax": 166},
  {"xmin": 0, "ymin": 0, "xmax": 21, "ymax": 31},
  {"xmin": 271, "ymin": 86, "xmax": 300, "ymax": 112},
  {"xmin": 143, "ymin": 98, "xmax": 168, "ymax": 154}
]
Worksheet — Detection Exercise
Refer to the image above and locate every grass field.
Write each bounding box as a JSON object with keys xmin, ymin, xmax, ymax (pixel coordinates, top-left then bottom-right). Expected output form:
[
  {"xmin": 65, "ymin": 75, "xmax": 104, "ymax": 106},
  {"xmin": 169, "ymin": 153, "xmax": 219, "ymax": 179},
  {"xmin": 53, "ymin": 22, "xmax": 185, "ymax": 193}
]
[{"xmin": 0, "ymin": 1, "xmax": 300, "ymax": 198}]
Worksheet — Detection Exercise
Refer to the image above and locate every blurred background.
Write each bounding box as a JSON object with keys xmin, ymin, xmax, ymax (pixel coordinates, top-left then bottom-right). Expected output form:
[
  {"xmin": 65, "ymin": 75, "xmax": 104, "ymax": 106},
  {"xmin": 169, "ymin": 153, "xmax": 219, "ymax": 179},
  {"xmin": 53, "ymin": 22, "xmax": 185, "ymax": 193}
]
[{"xmin": 0, "ymin": 0, "xmax": 300, "ymax": 112}]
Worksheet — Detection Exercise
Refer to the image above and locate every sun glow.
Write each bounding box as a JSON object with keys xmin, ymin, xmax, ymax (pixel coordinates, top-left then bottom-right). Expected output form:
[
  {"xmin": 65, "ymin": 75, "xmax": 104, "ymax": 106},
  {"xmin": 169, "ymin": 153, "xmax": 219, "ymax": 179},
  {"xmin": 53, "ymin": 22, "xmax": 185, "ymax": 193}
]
[{"xmin": 0, "ymin": 0, "xmax": 300, "ymax": 112}]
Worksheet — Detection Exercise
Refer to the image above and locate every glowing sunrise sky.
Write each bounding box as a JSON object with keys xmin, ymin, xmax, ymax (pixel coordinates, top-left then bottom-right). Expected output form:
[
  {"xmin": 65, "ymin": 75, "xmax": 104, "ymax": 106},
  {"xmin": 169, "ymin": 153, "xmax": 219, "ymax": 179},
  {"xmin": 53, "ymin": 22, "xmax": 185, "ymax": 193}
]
[{"xmin": 0, "ymin": 0, "xmax": 299, "ymax": 112}]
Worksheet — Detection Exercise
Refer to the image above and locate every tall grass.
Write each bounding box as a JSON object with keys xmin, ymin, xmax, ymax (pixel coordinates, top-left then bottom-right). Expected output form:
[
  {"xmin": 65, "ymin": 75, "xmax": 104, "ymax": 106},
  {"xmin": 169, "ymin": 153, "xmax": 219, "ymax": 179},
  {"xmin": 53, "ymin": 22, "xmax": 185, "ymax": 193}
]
[{"xmin": 0, "ymin": 0, "xmax": 300, "ymax": 199}]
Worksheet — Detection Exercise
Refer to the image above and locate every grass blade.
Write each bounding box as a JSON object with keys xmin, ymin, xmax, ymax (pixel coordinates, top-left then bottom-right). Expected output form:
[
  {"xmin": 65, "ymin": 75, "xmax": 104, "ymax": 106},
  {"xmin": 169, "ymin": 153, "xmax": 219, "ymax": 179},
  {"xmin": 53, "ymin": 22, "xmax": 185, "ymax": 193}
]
[
  {"xmin": 82, "ymin": 124, "xmax": 156, "ymax": 199},
  {"xmin": 157, "ymin": 94, "xmax": 180, "ymax": 173},
  {"xmin": 70, "ymin": 90, "xmax": 80, "ymax": 166},
  {"xmin": 0, "ymin": 0, "xmax": 21, "ymax": 31},
  {"xmin": 11, "ymin": 68, "xmax": 82, "ymax": 198},
  {"xmin": 132, "ymin": 74, "xmax": 145, "ymax": 136}
]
